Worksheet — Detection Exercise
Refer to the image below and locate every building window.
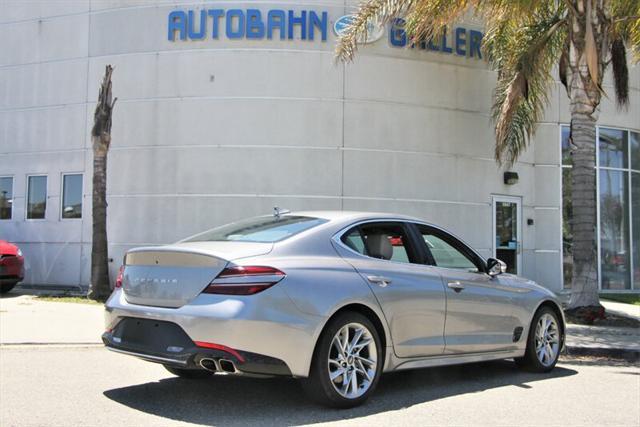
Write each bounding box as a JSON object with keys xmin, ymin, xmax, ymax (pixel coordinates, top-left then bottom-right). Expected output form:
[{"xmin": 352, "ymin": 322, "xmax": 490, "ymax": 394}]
[
  {"xmin": 632, "ymin": 133, "xmax": 640, "ymax": 286},
  {"xmin": 0, "ymin": 177, "xmax": 13, "ymax": 220},
  {"xmin": 560, "ymin": 126, "xmax": 573, "ymax": 288},
  {"xmin": 599, "ymin": 168, "xmax": 630, "ymax": 290},
  {"xmin": 561, "ymin": 126, "xmax": 639, "ymax": 290},
  {"xmin": 26, "ymin": 175, "xmax": 47, "ymax": 219},
  {"xmin": 61, "ymin": 174, "xmax": 83, "ymax": 219}
]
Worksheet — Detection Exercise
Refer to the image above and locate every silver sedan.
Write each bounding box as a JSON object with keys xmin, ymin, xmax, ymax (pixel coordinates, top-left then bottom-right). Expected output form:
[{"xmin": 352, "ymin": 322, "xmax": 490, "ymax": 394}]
[{"xmin": 103, "ymin": 211, "xmax": 565, "ymax": 408}]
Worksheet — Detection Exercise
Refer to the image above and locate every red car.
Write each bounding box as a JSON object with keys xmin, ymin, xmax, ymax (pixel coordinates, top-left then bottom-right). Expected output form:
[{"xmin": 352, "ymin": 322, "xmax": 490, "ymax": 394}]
[{"xmin": 0, "ymin": 240, "xmax": 24, "ymax": 294}]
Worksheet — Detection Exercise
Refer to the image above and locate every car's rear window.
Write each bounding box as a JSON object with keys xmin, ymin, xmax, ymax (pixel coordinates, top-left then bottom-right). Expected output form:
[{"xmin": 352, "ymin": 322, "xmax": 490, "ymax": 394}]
[{"xmin": 184, "ymin": 216, "xmax": 327, "ymax": 243}]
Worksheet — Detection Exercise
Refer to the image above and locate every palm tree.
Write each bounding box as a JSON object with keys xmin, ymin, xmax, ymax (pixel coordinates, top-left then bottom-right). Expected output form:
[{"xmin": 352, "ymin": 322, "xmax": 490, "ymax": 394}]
[
  {"xmin": 337, "ymin": 0, "xmax": 639, "ymax": 315},
  {"xmin": 88, "ymin": 65, "xmax": 117, "ymax": 301}
]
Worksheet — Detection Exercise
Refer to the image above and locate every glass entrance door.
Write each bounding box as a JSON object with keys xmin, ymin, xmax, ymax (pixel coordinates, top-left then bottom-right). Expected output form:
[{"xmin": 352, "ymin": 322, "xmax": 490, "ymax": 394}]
[{"xmin": 492, "ymin": 196, "xmax": 522, "ymax": 275}]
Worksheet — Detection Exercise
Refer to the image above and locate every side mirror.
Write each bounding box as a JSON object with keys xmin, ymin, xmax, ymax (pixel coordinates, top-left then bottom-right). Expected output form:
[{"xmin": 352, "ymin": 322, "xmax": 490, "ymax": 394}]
[{"xmin": 487, "ymin": 258, "xmax": 507, "ymax": 277}]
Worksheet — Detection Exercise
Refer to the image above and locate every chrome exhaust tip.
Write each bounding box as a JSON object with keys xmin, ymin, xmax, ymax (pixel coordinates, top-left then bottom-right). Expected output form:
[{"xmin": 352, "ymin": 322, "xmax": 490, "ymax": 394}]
[
  {"xmin": 218, "ymin": 359, "xmax": 238, "ymax": 373},
  {"xmin": 199, "ymin": 358, "xmax": 219, "ymax": 372}
]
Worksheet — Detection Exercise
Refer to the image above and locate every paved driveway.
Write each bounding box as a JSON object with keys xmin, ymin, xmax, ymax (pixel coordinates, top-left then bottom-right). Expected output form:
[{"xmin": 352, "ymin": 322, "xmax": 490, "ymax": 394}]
[{"xmin": 1, "ymin": 345, "xmax": 638, "ymax": 427}]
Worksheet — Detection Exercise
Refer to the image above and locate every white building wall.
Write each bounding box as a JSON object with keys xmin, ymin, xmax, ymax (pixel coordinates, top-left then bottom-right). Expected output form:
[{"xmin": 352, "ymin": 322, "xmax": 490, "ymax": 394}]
[{"xmin": 1, "ymin": 0, "xmax": 639, "ymax": 291}]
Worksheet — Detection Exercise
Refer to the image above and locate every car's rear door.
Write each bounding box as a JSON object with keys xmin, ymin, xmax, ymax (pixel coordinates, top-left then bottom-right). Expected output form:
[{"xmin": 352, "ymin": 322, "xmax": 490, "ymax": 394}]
[
  {"xmin": 334, "ymin": 221, "xmax": 446, "ymax": 358},
  {"xmin": 413, "ymin": 224, "xmax": 521, "ymax": 354}
]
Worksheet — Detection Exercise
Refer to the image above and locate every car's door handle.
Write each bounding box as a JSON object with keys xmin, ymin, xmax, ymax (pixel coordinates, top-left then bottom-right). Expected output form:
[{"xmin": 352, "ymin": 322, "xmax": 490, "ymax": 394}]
[
  {"xmin": 447, "ymin": 281, "xmax": 465, "ymax": 292},
  {"xmin": 367, "ymin": 276, "xmax": 392, "ymax": 287}
]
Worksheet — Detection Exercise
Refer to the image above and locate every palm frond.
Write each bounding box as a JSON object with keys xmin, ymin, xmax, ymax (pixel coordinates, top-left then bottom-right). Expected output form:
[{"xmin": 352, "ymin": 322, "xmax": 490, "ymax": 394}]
[
  {"xmin": 335, "ymin": 0, "xmax": 416, "ymax": 61},
  {"xmin": 610, "ymin": 0, "xmax": 640, "ymax": 62},
  {"xmin": 487, "ymin": 7, "xmax": 567, "ymax": 166},
  {"xmin": 611, "ymin": 38, "xmax": 629, "ymax": 107}
]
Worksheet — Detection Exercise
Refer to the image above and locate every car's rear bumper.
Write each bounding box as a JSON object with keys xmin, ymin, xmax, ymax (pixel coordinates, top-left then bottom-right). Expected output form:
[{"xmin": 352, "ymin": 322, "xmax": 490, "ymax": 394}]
[
  {"xmin": 103, "ymin": 288, "xmax": 325, "ymax": 377},
  {"xmin": 102, "ymin": 317, "xmax": 292, "ymax": 376},
  {"xmin": 0, "ymin": 255, "xmax": 24, "ymax": 283}
]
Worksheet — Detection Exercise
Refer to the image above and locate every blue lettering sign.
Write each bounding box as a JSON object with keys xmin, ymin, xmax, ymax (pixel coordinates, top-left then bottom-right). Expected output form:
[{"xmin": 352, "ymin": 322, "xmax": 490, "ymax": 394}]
[
  {"xmin": 166, "ymin": 8, "xmax": 483, "ymax": 60},
  {"xmin": 455, "ymin": 27, "xmax": 466, "ymax": 56},
  {"xmin": 267, "ymin": 10, "xmax": 286, "ymax": 39},
  {"xmin": 246, "ymin": 9, "xmax": 265, "ymax": 39},
  {"xmin": 288, "ymin": 10, "xmax": 307, "ymax": 40},
  {"xmin": 309, "ymin": 11, "xmax": 327, "ymax": 41},
  {"xmin": 187, "ymin": 10, "xmax": 206, "ymax": 40},
  {"xmin": 389, "ymin": 18, "xmax": 406, "ymax": 47},
  {"xmin": 208, "ymin": 9, "xmax": 224, "ymax": 38},
  {"xmin": 440, "ymin": 28, "xmax": 453, "ymax": 54},
  {"xmin": 168, "ymin": 11, "xmax": 187, "ymax": 41},
  {"xmin": 226, "ymin": 9, "xmax": 245, "ymax": 39},
  {"xmin": 469, "ymin": 30, "xmax": 483, "ymax": 58}
]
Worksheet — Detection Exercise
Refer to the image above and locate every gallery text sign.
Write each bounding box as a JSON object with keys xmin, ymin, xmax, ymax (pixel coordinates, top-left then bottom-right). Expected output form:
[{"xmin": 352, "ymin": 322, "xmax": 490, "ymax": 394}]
[{"xmin": 168, "ymin": 9, "xmax": 483, "ymax": 59}]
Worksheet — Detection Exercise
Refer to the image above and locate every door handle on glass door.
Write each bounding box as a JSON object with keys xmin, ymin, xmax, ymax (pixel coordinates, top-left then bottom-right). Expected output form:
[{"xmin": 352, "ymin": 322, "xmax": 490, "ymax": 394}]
[
  {"xmin": 367, "ymin": 276, "xmax": 392, "ymax": 287},
  {"xmin": 447, "ymin": 281, "xmax": 465, "ymax": 292}
]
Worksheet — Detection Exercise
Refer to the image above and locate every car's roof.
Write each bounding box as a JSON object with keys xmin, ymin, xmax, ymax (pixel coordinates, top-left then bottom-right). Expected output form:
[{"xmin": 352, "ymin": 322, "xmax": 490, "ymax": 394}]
[{"xmin": 286, "ymin": 210, "xmax": 423, "ymax": 223}]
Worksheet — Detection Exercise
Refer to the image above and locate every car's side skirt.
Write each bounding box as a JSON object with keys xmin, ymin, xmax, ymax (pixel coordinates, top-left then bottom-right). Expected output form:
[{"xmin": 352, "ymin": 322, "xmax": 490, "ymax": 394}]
[{"xmin": 387, "ymin": 349, "xmax": 526, "ymax": 372}]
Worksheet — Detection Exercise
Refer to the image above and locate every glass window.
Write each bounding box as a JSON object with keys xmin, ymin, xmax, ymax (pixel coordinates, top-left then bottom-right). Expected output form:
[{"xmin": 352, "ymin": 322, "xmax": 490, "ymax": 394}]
[
  {"xmin": 631, "ymin": 132, "xmax": 639, "ymax": 171},
  {"xmin": 599, "ymin": 128, "xmax": 628, "ymax": 169},
  {"xmin": 342, "ymin": 228, "xmax": 367, "ymax": 254},
  {"xmin": 342, "ymin": 223, "xmax": 416, "ymax": 264},
  {"xmin": 185, "ymin": 215, "xmax": 327, "ymax": 243},
  {"xmin": 415, "ymin": 225, "xmax": 478, "ymax": 271},
  {"xmin": 562, "ymin": 168, "xmax": 573, "ymax": 288},
  {"xmin": 61, "ymin": 174, "xmax": 83, "ymax": 219},
  {"xmin": 599, "ymin": 170, "xmax": 631, "ymax": 289},
  {"xmin": 27, "ymin": 176, "xmax": 47, "ymax": 220},
  {"xmin": 633, "ymin": 173, "xmax": 640, "ymax": 287},
  {"xmin": 0, "ymin": 177, "xmax": 13, "ymax": 220},
  {"xmin": 423, "ymin": 233, "xmax": 477, "ymax": 271},
  {"xmin": 561, "ymin": 125, "xmax": 572, "ymax": 166}
]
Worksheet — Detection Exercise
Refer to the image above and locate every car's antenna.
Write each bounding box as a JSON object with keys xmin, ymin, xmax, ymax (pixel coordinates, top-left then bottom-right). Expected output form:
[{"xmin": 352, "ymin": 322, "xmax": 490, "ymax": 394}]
[{"xmin": 273, "ymin": 206, "xmax": 290, "ymax": 218}]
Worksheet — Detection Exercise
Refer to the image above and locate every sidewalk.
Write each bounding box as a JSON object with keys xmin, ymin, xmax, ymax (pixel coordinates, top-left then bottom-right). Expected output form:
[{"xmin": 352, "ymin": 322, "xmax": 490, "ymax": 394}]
[
  {"xmin": 0, "ymin": 294, "xmax": 103, "ymax": 345},
  {"xmin": 601, "ymin": 300, "xmax": 640, "ymax": 321},
  {"xmin": 1, "ymin": 293, "xmax": 638, "ymax": 361}
]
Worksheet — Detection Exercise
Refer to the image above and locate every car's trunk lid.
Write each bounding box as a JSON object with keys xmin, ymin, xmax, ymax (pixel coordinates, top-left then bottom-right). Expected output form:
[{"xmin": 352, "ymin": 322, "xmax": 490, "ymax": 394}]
[{"xmin": 122, "ymin": 241, "xmax": 273, "ymax": 308}]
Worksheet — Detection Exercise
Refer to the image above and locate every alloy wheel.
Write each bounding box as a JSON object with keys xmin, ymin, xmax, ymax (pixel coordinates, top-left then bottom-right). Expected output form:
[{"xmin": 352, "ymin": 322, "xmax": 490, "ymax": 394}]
[
  {"xmin": 327, "ymin": 322, "xmax": 378, "ymax": 399},
  {"xmin": 534, "ymin": 313, "xmax": 560, "ymax": 367}
]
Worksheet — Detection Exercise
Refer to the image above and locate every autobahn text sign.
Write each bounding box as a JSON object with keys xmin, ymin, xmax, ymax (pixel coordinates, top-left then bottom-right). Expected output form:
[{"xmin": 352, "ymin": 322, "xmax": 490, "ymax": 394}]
[{"xmin": 168, "ymin": 8, "xmax": 483, "ymax": 59}]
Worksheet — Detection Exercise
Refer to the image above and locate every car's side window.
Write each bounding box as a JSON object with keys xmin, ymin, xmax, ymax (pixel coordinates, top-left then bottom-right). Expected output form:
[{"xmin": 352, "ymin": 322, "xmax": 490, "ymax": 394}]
[
  {"xmin": 341, "ymin": 222, "xmax": 418, "ymax": 264},
  {"xmin": 416, "ymin": 225, "xmax": 480, "ymax": 272}
]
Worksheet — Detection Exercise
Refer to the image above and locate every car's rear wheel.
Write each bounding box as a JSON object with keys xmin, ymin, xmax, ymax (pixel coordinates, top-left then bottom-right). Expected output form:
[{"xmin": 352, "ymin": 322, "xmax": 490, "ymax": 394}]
[
  {"xmin": 515, "ymin": 306, "xmax": 562, "ymax": 372},
  {"xmin": 302, "ymin": 312, "xmax": 383, "ymax": 408},
  {"xmin": 163, "ymin": 365, "xmax": 212, "ymax": 379},
  {"xmin": 0, "ymin": 282, "xmax": 17, "ymax": 294}
]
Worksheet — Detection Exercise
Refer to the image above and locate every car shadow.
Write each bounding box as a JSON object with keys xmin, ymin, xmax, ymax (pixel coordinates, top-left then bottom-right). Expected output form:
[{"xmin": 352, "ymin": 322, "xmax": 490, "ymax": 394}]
[{"xmin": 103, "ymin": 360, "xmax": 577, "ymax": 426}]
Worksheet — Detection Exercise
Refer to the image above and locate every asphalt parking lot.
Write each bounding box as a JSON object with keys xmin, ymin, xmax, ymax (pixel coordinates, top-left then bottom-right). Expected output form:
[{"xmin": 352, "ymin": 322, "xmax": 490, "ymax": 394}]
[{"xmin": 1, "ymin": 345, "xmax": 638, "ymax": 427}]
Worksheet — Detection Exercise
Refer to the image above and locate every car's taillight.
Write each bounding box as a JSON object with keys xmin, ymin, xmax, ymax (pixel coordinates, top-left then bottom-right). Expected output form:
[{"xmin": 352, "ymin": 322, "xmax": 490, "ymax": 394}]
[
  {"xmin": 115, "ymin": 265, "xmax": 124, "ymax": 288},
  {"xmin": 203, "ymin": 265, "xmax": 285, "ymax": 295}
]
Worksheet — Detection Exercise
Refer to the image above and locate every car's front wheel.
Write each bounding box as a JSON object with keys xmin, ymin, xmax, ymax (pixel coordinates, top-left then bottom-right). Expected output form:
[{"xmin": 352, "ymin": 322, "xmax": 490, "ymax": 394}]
[
  {"xmin": 515, "ymin": 306, "xmax": 562, "ymax": 372},
  {"xmin": 163, "ymin": 365, "xmax": 212, "ymax": 379},
  {"xmin": 302, "ymin": 312, "xmax": 383, "ymax": 408}
]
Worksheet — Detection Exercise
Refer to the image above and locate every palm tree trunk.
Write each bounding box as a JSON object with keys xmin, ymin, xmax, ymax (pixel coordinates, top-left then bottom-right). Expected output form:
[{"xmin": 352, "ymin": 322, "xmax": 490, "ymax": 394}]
[
  {"xmin": 567, "ymin": 111, "xmax": 600, "ymax": 308},
  {"xmin": 88, "ymin": 65, "xmax": 116, "ymax": 301},
  {"xmin": 89, "ymin": 142, "xmax": 111, "ymax": 300},
  {"xmin": 565, "ymin": 0, "xmax": 606, "ymax": 312}
]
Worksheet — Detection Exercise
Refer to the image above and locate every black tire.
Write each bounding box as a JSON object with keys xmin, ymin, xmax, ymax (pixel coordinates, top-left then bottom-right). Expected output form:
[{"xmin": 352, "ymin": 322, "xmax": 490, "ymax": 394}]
[
  {"xmin": 515, "ymin": 306, "xmax": 562, "ymax": 373},
  {"xmin": 301, "ymin": 311, "xmax": 383, "ymax": 408},
  {"xmin": 163, "ymin": 365, "xmax": 212, "ymax": 379},
  {"xmin": 0, "ymin": 282, "xmax": 17, "ymax": 294}
]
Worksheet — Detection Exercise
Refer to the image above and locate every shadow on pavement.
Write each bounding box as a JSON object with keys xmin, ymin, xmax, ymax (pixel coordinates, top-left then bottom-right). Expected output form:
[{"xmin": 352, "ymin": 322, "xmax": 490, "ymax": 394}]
[{"xmin": 104, "ymin": 360, "xmax": 577, "ymax": 426}]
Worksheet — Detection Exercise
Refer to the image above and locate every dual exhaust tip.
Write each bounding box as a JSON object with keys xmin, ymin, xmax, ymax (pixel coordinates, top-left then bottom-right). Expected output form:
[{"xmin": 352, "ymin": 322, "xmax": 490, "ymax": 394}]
[{"xmin": 199, "ymin": 357, "xmax": 239, "ymax": 374}]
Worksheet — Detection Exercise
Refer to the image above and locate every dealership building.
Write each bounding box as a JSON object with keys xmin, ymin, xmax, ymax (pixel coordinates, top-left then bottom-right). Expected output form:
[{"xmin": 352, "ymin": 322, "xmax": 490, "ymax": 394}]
[{"xmin": 1, "ymin": 1, "xmax": 639, "ymax": 293}]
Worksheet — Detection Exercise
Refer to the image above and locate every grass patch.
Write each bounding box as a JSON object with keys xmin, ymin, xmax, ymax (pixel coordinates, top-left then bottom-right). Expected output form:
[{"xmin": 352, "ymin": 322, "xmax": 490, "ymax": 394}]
[
  {"xmin": 35, "ymin": 296, "xmax": 103, "ymax": 305},
  {"xmin": 601, "ymin": 294, "xmax": 640, "ymax": 306}
]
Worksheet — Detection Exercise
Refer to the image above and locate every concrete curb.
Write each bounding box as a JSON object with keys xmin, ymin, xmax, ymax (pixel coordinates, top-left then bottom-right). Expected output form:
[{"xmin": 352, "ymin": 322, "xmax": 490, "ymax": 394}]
[{"xmin": 564, "ymin": 346, "xmax": 640, "ymax": 362}]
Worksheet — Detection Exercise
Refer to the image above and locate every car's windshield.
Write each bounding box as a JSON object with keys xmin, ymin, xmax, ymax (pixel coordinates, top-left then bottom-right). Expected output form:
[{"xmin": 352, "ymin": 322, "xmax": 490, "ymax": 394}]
[{"xmin": 184, "ymin": 216, "xmax": 327, "ymax": 243}]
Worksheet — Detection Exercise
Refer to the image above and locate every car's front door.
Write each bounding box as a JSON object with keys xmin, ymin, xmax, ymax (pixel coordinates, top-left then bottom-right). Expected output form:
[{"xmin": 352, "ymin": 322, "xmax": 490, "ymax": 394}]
[
  {"xmin": 334, "ymin": 221, "xmax": 446, "ymax": 358},
  {"xmin": 414, "ymin": 224, "xmax": 521, "ymax": 354}
]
